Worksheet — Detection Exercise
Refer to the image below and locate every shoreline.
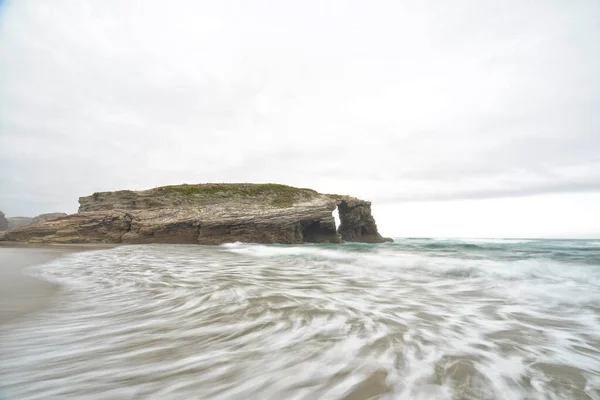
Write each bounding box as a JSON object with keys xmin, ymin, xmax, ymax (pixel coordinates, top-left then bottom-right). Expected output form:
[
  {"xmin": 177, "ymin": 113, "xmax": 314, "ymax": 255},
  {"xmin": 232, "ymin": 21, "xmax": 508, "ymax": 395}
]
[
  {"xmin": 0, "ymin": 243, "xmax": 117, "ymax": 325},
  {"xmin": 0, "ymin": 241, "xmax": 121, "ymax": 249}
]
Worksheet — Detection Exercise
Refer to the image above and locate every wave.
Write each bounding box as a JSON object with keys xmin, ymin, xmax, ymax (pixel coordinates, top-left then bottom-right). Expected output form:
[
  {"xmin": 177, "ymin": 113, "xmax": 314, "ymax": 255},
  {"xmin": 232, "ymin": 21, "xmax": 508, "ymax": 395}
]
[
  {"xmin": 219, "ymin": 241, "xmax": 600, "ymax": 285},
  {"xmin": 221, "ymin": 242, "xmax": 355, "ymax": 260},
  {"xmin": 438, "ymin": 237, "xmax": 536, "ymax": 244},
  {"xmin": 1, "ymin": 242, "xmax": 599, "ymax": 399}
]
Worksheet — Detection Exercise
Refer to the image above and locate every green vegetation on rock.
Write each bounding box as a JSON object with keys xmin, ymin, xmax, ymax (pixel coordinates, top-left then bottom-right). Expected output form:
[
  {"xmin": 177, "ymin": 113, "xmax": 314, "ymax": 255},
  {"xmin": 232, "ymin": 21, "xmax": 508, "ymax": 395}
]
[
  {"xmin": 165, "ymin": 183, "xmax": 313, "ymax": 196},
  {"xmin": 270, "ymin": 196, "xmax": 295, "ymax": 208},
  {"xmin": 162, "ymin": 183, "xmax": 317, "ymax": 208}
]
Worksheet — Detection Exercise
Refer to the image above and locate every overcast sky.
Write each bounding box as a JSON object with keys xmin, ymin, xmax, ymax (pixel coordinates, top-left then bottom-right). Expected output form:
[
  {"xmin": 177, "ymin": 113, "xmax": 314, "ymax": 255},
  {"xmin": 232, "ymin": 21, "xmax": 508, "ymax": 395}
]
[{"xmin": 1, "ymin": 0, "xmax": 599, "ymax": 238}]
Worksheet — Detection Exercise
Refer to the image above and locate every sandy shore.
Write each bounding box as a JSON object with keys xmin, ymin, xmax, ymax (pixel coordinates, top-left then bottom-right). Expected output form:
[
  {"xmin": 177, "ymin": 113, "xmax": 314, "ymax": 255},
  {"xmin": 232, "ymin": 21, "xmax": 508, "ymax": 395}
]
[{"xmin": 0, "ymin": 243, "xmax": 116, "ymax": 325}]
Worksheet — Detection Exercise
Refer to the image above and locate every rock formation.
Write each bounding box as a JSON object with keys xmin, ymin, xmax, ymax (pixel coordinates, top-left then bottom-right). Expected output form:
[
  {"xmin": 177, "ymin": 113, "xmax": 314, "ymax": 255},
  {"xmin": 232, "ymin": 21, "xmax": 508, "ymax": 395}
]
[
  {"xmin": 1, "ymin": 184, "xmax": 391, "ymax": 245},
  {"xmin": 337, "ymin": 198, "xmax": 390, "ymax": 243},
  {"xmin": 31, "ymin": 213, "xmax": 68, "ymax": 225},
  {"xmin": 0, "ymin": 210, "xmax": 8, "ymax": 231}
]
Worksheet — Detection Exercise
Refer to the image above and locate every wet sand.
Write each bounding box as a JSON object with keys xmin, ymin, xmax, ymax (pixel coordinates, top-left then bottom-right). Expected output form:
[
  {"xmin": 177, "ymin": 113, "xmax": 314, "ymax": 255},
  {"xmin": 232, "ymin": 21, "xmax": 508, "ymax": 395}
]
[{"xmin": 0, "ymin": 243, "xmax": 116, "ymax": 325}]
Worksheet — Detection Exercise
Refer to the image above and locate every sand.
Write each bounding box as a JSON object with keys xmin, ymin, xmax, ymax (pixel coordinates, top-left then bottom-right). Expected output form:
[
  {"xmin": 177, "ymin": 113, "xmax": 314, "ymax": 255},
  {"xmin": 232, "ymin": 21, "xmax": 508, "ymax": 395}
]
[{"xmin": 0, "ymin": 243, "xmax": 115, "ymax": 325}]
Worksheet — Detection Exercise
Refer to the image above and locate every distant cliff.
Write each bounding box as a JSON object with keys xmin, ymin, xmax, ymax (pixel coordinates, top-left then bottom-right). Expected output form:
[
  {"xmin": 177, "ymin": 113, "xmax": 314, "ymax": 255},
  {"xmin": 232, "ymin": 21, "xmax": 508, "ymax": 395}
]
[
  {"xmin": 7, "ymin": 216, "xmax": 33, "ymax": 231},
  {"xmin": 3, "ymin": 213, "xmax": 67, "ymax": 231},
  {"xmin": 0, "ymin": 210, "xmax": 8, "ymax": 231},
  {"xmin": 2, "ymin": 184, "xmax": 391, "ymax": 245}
]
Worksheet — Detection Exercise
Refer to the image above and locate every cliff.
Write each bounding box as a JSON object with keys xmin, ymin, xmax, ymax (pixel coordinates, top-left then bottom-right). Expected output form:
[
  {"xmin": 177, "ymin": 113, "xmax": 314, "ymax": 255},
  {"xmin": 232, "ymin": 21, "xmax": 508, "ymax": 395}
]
[
  {"xmin": 2, "ymin": 184, "xmax": 391, "ymax": 245},
  {"xmin": 0, "ymin": 210, "xmax": 8, "ymax": 231}
]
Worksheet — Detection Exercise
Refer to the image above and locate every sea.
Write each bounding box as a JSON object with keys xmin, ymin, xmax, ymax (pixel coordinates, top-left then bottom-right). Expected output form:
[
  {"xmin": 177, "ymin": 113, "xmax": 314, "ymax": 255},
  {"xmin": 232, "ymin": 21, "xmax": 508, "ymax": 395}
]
[{"xmin": 1, "ymin": 239, "xmax": 599, "ymax": 399}]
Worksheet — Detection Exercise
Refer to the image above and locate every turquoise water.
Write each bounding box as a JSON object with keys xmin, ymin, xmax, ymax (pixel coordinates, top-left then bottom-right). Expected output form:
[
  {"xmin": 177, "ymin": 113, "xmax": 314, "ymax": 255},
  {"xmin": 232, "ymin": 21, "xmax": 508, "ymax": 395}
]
[{"xmin": 1, "ymin": 239, "xmax": 599, "ymax": 399}]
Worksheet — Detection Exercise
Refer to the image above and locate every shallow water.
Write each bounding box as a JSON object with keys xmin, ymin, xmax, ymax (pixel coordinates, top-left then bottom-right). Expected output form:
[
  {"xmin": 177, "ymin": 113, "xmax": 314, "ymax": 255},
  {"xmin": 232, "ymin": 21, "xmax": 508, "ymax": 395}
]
[{"xmin": 1, "ymin": 239, "xmax": 599, "ymax": 399}]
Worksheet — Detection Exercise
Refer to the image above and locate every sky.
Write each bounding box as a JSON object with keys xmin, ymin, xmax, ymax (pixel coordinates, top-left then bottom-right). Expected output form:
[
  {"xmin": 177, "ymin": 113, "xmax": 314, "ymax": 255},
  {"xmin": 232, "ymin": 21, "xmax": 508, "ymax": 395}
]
[{"xmin": 1, "ymin": 0, "xmax": 599, "ymax": 238}]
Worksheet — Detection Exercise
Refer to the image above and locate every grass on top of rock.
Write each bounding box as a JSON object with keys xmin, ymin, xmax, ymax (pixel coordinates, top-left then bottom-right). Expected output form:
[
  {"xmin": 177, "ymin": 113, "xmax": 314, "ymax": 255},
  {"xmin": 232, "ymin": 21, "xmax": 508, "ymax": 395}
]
[
  {"xmin": 270, "ymin": 196, "xmax": 295, "ymax": 208},
  {"xmin": 162, "ymin": 183, "xmax": 317, "ymax": 208},
  {"xmin": 159, "ymin": 183, "xmax": 317, "ymax": 196}
]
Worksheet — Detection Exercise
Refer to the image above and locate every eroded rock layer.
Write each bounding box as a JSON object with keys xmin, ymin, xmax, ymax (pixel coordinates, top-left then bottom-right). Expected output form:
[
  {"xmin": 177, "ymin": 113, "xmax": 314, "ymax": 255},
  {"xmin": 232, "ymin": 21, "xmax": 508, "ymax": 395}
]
[
  {"xmin": 2, "ymin": 184, "xmax": 391, "ymax": 245},
  {"xmin": 31, "ymin": 213, "xmax": 68, "ymax": 225}
]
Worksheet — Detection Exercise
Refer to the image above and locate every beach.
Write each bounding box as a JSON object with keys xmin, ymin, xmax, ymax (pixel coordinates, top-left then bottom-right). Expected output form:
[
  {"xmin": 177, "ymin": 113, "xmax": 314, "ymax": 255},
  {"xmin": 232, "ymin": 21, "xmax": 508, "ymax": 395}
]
[{"xmin": 0, "ymin": 243, "xmax": 115, "ymax": 325}]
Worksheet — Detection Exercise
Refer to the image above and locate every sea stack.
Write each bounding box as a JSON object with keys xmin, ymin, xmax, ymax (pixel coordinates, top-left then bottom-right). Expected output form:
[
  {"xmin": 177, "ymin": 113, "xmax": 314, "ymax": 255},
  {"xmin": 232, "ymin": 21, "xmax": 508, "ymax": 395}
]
[{"xmin": 2, "ymin": 184, "xmax": 391, "ymax": 245}]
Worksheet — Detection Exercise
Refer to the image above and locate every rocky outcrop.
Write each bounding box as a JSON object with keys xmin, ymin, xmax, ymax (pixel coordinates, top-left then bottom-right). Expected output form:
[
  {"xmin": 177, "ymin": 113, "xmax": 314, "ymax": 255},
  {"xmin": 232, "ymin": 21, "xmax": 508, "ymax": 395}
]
[
  {"xmin": 31, "ymin": 212, "xmax": 68, "ymax": 225},
  {"xmin": 4, "ymin": 212, "xmax": 131, "ymax": 244},
  {"xmin": 337, "ymin": 198, "xmax": 392, "ymax": 243},
  {"xmin": 2, "ymin": 184, "xmax": 391, "ymax": 245},
  {"xmin": 0, "ymin": 211, "xmax": 8, "ymax": 231}
]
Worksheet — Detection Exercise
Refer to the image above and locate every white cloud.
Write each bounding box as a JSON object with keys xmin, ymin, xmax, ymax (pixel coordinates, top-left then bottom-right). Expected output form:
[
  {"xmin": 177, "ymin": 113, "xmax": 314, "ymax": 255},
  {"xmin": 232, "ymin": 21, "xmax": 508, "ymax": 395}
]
[{"xmin": 374, "ymin": 192, "xmax": 600, "ymax": 239}]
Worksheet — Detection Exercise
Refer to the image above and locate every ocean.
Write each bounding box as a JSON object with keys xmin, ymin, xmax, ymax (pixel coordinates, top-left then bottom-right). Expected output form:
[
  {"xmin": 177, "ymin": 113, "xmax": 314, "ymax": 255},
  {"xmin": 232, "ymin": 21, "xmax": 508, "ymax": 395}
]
[{"xmin": 1, "ymin": 239, "xmax": 599, "ymax": 399}]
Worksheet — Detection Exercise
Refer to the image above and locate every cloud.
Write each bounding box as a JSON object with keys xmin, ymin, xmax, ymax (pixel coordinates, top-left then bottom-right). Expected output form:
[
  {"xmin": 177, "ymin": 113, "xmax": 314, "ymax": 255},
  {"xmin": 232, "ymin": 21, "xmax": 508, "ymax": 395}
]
[{"xmin": 0, "ymin": 0, "xmax": 599, "ymax": 236}]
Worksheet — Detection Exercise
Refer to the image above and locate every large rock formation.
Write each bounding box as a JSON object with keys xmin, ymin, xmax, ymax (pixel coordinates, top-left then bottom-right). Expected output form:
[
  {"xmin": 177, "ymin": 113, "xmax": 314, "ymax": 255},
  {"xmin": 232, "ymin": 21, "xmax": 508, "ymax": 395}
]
[
  {"xmin": 2, "ymin": 184, "xmax": 391, "ymax": 245},
  {"xmin": 0, "ymin": 210, "xmax": 8, "ymax": 231}
]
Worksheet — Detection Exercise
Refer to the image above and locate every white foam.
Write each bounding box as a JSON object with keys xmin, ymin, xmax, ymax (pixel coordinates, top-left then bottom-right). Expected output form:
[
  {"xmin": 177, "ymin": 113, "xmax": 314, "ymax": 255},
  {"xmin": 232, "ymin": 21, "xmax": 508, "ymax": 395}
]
[{"xmin": 2, "ymin": 242, "xmax": 598, "ymax": 399}]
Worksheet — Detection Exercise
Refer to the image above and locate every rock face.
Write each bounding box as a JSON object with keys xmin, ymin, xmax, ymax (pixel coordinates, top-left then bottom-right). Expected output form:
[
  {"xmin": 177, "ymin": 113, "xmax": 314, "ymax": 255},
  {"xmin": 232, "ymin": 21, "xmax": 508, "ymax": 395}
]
[
  {"xmin": 0, "ymin": 210, "xmax": 8, "ymax": 231},
  {"xmin": 31, "ymin": 213, "xmax": 68, "ymax": 225},
  {"xmin": 337, "ymin": 198, "xmax": 393, "ymax": 243},
  {"xmin": 2, "ymin": 184, "xmax": 391, "ymax": 245}
]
